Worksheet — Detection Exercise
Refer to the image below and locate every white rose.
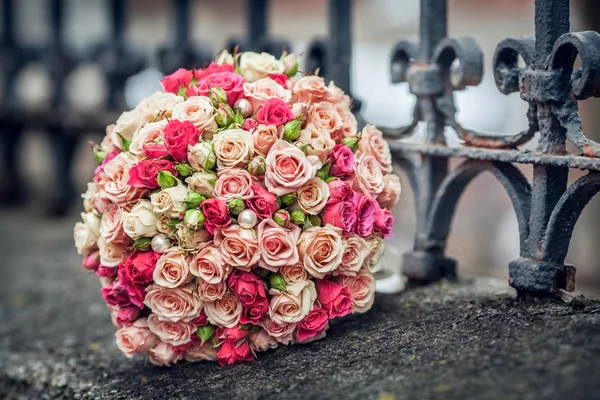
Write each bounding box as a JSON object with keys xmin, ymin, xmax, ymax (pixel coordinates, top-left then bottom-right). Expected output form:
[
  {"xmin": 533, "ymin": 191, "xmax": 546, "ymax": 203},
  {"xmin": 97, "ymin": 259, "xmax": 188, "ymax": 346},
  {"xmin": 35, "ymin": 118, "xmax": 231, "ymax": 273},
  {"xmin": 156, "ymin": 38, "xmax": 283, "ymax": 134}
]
[
  {"xmin": 136, "ymin": 91, "xmax": 184, "ymax": 122},
  {"xmin": 150, "ymin": 185, "xmax": 188, "ymax": 218},
  {"xmin": 97, "ymin": 236, "xmax": 127, "ymax": 267},
  {"xmin": 114, "ymin": 109, "xmax": 145, "ymax": 143},
  {"xmin": 129, "ymin": 120, "xmax": 167, "ymax": 160},
  {"xmin": 185, "ymin": 171, "xmax": 217, "ymax": 196},
  {"xmin": 82, "ymin": 182, "xmax": 100, "ymax": 214},
  {"xmin": 364, "ymin": 235, "xmax": 385, "ymax": 273},
  {"xmin": 215, "ymin": 49, "xmax": 234, "ymax": 65},
  {"xmin": 73, "ymin": 212, "xmax": 101, "ymax": 255},
  {"xmin": 188, "ymin": 142, "xmax": 216, "ymax": 170},
  {"xmin": 172, "ymin": 96, "xmax": 217, "ymax": 136},
  {"xmin": 239, "ymin": 52, "xmax": 285, "ymax": 82},
  {"xmin": 212, "ymin": 129, "xmax": 255, "ymax": 169},
  {"xmin": 122, "ymin": 200, "xmax": 158, "ymax": 240},
  {"xmin": 268, "ymin": 280, "xmax": 316, "ymax": 324}
]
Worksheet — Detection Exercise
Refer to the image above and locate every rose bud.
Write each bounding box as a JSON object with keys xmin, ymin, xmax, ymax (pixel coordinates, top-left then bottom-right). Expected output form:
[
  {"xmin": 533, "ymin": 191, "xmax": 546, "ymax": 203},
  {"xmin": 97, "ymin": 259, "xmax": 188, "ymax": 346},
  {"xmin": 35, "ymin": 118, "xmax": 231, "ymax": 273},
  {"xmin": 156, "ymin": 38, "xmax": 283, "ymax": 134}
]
[
  {"xmin": 133, "ymin": 237, "xmax": 153, "ymax": 251},
  {"xmin": 280, "ymin": 193, "xmax": 297, "ymax": 207},
  {"xmin": 188, "ymin": 142, "xmax": 216, "ymax": 170},
  {"xmin": 273, "ymin": 209, "xmax": 290, "ymax": 227},
  {"xmin": 270, "ymin": 273, "xmax": 287, "ymax": 291},
  {"xmin": 82, "ymin": 251, "xmax": 100, "ymax": 270},
  {"xmin": 290, "ymin": 210, "xmax": 305, "ymax": 226},
  {"xmin": 184, "ymin": 208, "xmax": 205, "ymax": 229},
  {"xmin": 307, "ymin": 215, "xmax": 322, "ymax": 227},
  {"xmin": 342, "ymin": 137, "xmax": 359, "ymax": 152},
  {"xmin": 185, "ymin": 192, "xmax": 206, "ymax": 208},
  {"xmin": 283, "ymin": 120, "xmax": 301, "ymax": 142},
  {"xmin": 282, "ymin": 53, "xmax": 299, "ymax": 77},
  {"xmin": 215, "ymin": 103, "xmax": 235, "ymax": 127},
  {"xmin": 216, "ymin": 49, "xmax": 234, "ymax": 65},
  {"xmin": 93, "ymin": 147, "xmax": 107, "ymax": 164},
  {"xmin": 197, "ymin": 325, "xmax": 216, "ymax": 344},
  {"xmin": 209, "ymin": 87, "xmax": 228, "ymax": 106},
  {"xmin": 247, "ymin": 156, "xmax": 266, "ymax": 176},
  {"xmin": 228, "ymin": 199, "xmax": 246, "ymax": 216},
  {"xmin": 175, "ymin": 162, "xmax": 195, "ymax": 177},
  {"xmin": 157, "ymin": 170, "xmax": 177, "ymax": 188}
]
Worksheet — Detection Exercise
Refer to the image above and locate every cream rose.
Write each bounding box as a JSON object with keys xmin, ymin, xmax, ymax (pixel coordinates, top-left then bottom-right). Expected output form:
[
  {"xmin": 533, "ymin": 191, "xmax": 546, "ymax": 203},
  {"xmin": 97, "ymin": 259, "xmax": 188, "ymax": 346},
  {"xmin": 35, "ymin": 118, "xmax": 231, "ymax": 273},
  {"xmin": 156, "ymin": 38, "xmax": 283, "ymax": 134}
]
[
  {"xmin": 176, "ymin": 226, "xmax": 212, "ymax": 252},
  {"xmin": 257, "ymin": 218, "xmax": 301, "ymax": 272},
  {"xmin": 97, "ymin": 152, "xmax": 145, "ymax": 206},
  {"xmin": 248, "ymin": 328, "xmax": 278, "ymax": 352},
  {"xmin": 144, "ymin": 284, "xmax": 203, "ymax": 322},
  {"xmin": 359, "ymin": 125, "xmax": 393, "ymax": 173},
  {"xmin": 97, "ymin": 236, "xmax": 127, "ymax": 267},
  {"xmin": 129, "ymin": 120, "xmax": 167, "ymax": 160},
  {"xmin": 252, "ymin": 124, "xmax": 283, "ymax": 156},
  {"xmin": 334, "ymin": 235, "xmax": 370, "ymax": 277},
  {"xmin": 327, "ymin": 81, "xmax": 351, "ymax": 107},
  {"xmin": 307, "ymin": 101, "xmax": 344, "ymax": 142},
  {"xmin": 153, "ymin": 249, "xmax": 191, "ymax": 288},
  {"xmin": 259, "ymin": 318, "xmax": 296, "ymax": 345},
  {"xmin": 185, "ymin": 171, "xmax": 217, "ymax": 196},
  {"xmin": 337, "ymin": 103, "xmax": 358, "ymax": 141},
  {"xmin": 213, "ymin": 168, "xmax": 255, "ymax": 201},
  {"xmin": 296, "ymin": 178, "xmax": 330, "ymax": 215},
  {"xmin": 99, "ymin": 203, "xmax": 130, "ymax": 244},
  {"xmin": 115, "ymin": 318, "xmax": 158, "ymax": 358},
  {"xmin": 298, "ymin": 225, "xmax": 343, "ymax": 278},
  {"xmin": 148, "ymin": 342, "xmax": 183, "ymax": 366},
  {"xmin": 352, "ymin": 153, "xmax": 385, "ymax": 197},
  {"xmin": 122, "ymin": 200, "xmax": 158, "ymax": 240},
  {"xmin": 101, "ymin": 124, "xmax": 119, "ymax": 153},
  {"xmin": 239, "ymin": 52, "xmax": 285, "ymax": 82},
  {"xmin": 197, "ymin": 279, "xmax": 227, "ymax": 302},
  {"xmin": 150, "ymin": 185, "xmax": 188, "ymax": 218},
  {"xmin": 82, "ymin": 182, "xmax": 100, "ymax": 214},
  {"xmin": 297, "ymin": 123, "xmax": 336, "ymax": 162},
  {"xmin": 377, "ymin": 174, "xmax": 402, "ymax": 210},
  {"xmin": 243, "ymin": 78, "xmax": 291, "ymax": 111},
  {"xmin": 214, "ymin": 225, "xmax": 260, "ymax": 272},
  {"xmin": 147, "ymin": 313, "xmax": 195, "ymax": 346},
  {"xmin": 279, "ymin": 262, "xmax": 308, "ymax": 284},
  {"xmin": 292, "ymin": 75, "xmax": 330, "ymax": 104},
  {"xmin": 268, "ymin": 280, "xmax": 316, "ymax": 324},
  {"xmin": 212, "ymin": 129, "xmax": 255, "ymax": 168},
  {"xmin": 184, "ymin": 341, "xmax": 218, "ymax": 362},
  {"xmin": 264, "ymin": 140, "xmax": 322, "ymax": 196},
  {"xmin": 136, "ymin": 91, "xmax": 184, "ymax": 121},
  {"xmin": 114, "ymin": 109, "xmax": 145, "ymax": 143},
  {"xmin": 172, "ymin": 96, "xmax": 217, "ymax": 135},
  {"xmin": 364, "ymin": 235, "xmax": 385, "ymax": 273},
  {"xmin": 190, "ymin": 245, "xmax": 230, "ymax": 284},
  {"xmin": 204, "ymin": 293, "xmax": 242, "ymax": 328},
  {"xmin": 337, "ymin": 271, "xmax": 375, "ymax": 313},
  {"xmin": 157, "ymin": 214, "xmax": 177, "ymax": 238},
  {"xmin": 74, "ymin": 212, "xmax": 101, "ymax": 255}
]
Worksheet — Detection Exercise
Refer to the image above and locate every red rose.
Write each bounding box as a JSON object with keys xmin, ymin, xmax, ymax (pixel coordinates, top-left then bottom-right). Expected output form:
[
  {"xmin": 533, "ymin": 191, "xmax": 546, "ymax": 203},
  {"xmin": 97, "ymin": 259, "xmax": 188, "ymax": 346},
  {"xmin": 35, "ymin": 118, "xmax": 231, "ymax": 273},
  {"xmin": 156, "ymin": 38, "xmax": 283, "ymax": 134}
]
[
  {"xmin": 122, "ymin": 283, "xmax": 147, "ymax": 309},
  {"xmin": 227, "ymin": 270, "xmax": 267, "ymax": 306},
  {"xmin": 218, "ymin": 325, "xmax": 249, "ymax": 342},
  {"xmin": 352, "ymin": 193, "xmax": 377, "ymax": 237},
  {"xmin": 217, "ymin": 340, "xmax": 255, "ymax": 366},
  {"xmin": 245, "ymin": 185, "xmax": 278, "ymax": 220},
  {"xmin": 118, "ymin": 251, "xmax": 159, "ymax": 286},
  {"xmin": 329, "ymin": 144, "xmax": 355, "ymax": 177},
  {"xmin": 172, "ymin": 335, "xmax": 198, "ymax": 353},
  {"xmin": 321, "ymin": 198, "xmax": 357, "ymax": 234},
  {"xmin": 194, "ymin": 71, "xmax": 245, "ymax": 107},
  {"xmin": 296, "ymin": 305, "xmax": 328, "ymax": 343},
  {"xmin": 240, "ymin": 298, "xmax": 269, "ymax": 325},
  {"xmin": 115, "ymin": 306, "xmax": 140, "ymax": 326},
  {"xmin": 200, "ymin": 198, "xmax": 232, "ymax": 234},
  {"xmin": 101, "ymin": 280, "xmax": 131, "ymax": 308},
  {"xmin": 128, "ymin": 159, "xmax": 176, "ymax": 189},
  {"xmin": 268, "ymin": 73, "xmax": 289, "ymax": 87},
  {"xmin": 143, "ymin": 141, "xmax": 169, "ymax": 159},
  {"xmin": 164, "ymin": 119, "xmax": 200, "ymax": 161},
  {"xmin": 374, "ymin": 207, "xmax": 394, "ymax": 238},
  {"xmin": 256, "ymin": 98, "xmax": 295, "ymax": 126},
  {"xmin": 242, "ymin": 118, "xmax": 259, "ymax": 132},
  {"xmin": 190, "ymin": 310, "xmax": 209, "ymax": 327},
  {"xmin": 95, "ymin": 265, "xmax": 118, "ymax": 278},
  {"xmin": 316, "ymin": 280, "xmax": 353, "ymax": 319},
  {"xmin": 161, "ymin": 68, "xmax": 193, "ymax": 94},
  {"xmin": 327, "ymin": 179, "xmax": 353, "ymax": 201}
]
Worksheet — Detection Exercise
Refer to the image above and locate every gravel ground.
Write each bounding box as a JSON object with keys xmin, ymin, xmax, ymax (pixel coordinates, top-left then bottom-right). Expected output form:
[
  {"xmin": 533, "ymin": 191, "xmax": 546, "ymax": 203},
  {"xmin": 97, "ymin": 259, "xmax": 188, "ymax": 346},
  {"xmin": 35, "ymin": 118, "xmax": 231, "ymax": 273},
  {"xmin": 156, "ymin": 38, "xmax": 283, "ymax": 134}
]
[{"xmin": 1, "ymin": 209, "xmax": 599, "ymax": 400}]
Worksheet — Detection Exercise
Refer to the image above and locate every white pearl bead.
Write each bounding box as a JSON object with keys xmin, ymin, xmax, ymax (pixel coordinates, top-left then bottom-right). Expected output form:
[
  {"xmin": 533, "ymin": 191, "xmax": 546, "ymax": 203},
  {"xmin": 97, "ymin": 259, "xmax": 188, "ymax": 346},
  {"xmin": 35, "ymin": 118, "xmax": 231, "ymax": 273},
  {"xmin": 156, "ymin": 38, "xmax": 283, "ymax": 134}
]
[
  {"xmin": 151, "ymin": 234, "xmax": 171, "ymax": 253},
  {"xmin": 238, "ymin": 209, "xmax": 258, "ymax": 229},
  {"xmin": 235, "ymin": 98, "xmax": 253, "ymax": 118}
]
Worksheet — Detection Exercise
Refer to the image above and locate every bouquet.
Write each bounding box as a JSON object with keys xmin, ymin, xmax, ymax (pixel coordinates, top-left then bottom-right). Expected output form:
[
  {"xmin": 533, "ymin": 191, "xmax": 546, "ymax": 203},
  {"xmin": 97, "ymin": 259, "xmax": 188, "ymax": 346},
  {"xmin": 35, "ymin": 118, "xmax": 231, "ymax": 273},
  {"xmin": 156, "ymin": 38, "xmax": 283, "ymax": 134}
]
[{"xmin": 73, "ymin": 50, "xmax": 401, "ymax": 366}]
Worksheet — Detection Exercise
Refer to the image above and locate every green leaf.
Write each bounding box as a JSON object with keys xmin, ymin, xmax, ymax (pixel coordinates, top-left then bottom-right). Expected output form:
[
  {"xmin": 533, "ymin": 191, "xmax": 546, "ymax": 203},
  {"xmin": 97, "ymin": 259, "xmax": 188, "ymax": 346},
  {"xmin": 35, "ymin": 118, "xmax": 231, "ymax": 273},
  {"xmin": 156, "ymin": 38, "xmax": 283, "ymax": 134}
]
[
  {"xmin": 197, "ymin": 325, "xmax": 216, "ymax": 344},
  {"xmin": 316, "ymin": 163, "xmax": 332, "ymax": 180},
  {"xmin": 133, "ymin": 237, "xmax": 152, "ymax": 251}
]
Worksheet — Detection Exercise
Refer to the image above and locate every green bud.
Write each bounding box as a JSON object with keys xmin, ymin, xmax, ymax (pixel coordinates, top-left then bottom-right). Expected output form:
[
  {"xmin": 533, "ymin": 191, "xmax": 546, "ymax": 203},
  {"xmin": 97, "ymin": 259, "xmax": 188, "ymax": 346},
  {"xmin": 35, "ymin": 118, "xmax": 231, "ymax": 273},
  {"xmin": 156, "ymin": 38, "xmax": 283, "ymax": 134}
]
[
  {"xmin": 282, "ymin": 53, "xmax": 299, "ymax": 77},
  {"xmin": 215, "ymin": 104, "xmax": 235, "ymax": 127},
  {"xmin": 119, "ymin": 135, "xmax": 132, "ymax": 152},
  {"xmin": 177, "ymin": 86, "xmax": 188, "ymax": 98},
  {"xmin": 275, "ymin": 197, "xmax": 282, "ymax": 208},
  {"xmin": 228, "ymin": 199, "xmax": 246, "ymax": 216},
  {"xmin": 157, "ymin": 170, "xmax": 177, "ymax": 188},
  {"xmin": 324, "ymin": 176, "xmax": 338, "ymax": 184},
  {"xmin": 316, "ymin": 163, "xmax": 331, "ymax": 181},
  {"xmin": 342, "ymin": 137, "xmax": 359, "ymax": 152},
  {"xmin": 303, "ymin": 216, "xmax": 313, "ymax": 229},
  {"xmin": 184, "ymin": 209, "xmax": 205, "ymax": 229},
  {"xmin": 209, "ymin": 87, "xmax": 228, "ymax": 105},
  {"xmin": 247, "ymin": 156, "xmax": 266, "ymax": 176},
  {"xmin": 175, "ymin": 162, "xmax": 195, "ymax": 177},
  {"xmin": 233, "ymin": 110, "xmax": 244, "ymax": 125},
  {"xmin": 240, "ymin": 323, "xmax": 253, "ymax": 331},
  {"xmin": 290, "ymin": 210, "xmax": 305, "ymax": 226},
  {"xmin": 283, "ymin": 120, "xmax": 301, "ymax": 142},
  {"xmin": 93, "ymin": 148, "xmax": 107, "ymax": 164},
  {"xmin": 197, "ymin": 325, "xmax": 216, "ymax": 344},
  {"xmin": 191, "ymin": 142, "xmax": 216, "ymax": 170},
  {"xmin": 133, "ymin": 237, "xmax": 152, "ymax": 251},
  {"xmin": 273, "ymin": 209, "xmax": 290, "ymax": 227},
  {"xmin": 307, "ymin": 215, "xmax": 322, "ymax": 227},
  {"xmin": 185, "ymin": 192, "xmax": 206, "ymax": 208},
  {"xmin": 295, "ymin": 141, "xmax": 311, "ymax": 155},
  {"xmin": 280, "ymin": 193, "xmax": 297, "ymax": 207},
  {"xmin": 166, "ymin": 218, "xmax": 180, "ymax": 228},
  {"xmin": 270, "ymin": 273, "xmax": 287, "ymax": 291}
]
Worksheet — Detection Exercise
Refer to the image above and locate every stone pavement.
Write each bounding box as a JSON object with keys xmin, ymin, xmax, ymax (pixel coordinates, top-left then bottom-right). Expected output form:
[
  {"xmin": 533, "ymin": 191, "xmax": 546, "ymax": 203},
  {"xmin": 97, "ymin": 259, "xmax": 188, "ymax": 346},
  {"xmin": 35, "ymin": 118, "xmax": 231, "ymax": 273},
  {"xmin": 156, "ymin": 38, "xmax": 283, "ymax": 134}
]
[{"xmin": 1, "ymin": 208, "xmax": 599, "ymax": 400}]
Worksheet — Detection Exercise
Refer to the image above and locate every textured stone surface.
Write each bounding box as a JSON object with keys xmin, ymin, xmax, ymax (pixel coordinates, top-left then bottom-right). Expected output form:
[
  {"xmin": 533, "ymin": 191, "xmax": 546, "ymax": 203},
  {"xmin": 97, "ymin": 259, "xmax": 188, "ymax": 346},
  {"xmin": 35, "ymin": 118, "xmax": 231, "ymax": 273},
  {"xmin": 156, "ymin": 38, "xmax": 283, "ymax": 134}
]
[{"xmin": 1, "ymin": 209, "xmax": 599, "ymax": 400}]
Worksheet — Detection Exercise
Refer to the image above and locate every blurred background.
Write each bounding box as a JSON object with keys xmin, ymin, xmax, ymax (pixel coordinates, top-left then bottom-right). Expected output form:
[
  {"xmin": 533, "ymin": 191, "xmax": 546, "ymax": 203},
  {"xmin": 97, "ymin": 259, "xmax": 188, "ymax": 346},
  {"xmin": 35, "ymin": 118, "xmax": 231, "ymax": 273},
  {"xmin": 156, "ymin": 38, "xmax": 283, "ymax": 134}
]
[{"xmin": 1, "ymin": 0, "xmax": 600, "ymax": 292}]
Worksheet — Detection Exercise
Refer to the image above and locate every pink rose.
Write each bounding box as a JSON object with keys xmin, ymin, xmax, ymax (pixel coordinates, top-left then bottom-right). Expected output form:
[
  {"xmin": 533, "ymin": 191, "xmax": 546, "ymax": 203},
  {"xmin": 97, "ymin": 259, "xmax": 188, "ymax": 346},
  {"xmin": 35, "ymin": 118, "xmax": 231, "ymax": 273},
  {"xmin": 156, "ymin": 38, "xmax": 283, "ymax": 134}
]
[
  {"xmin": 115, "ymin": 318, "xmax": 159, "ymax": 358},
  {"xmin": 204, "ymin": 293, "xmax": 242, "ymax": 328},
  {"xmin": 353, "ymin": 194, "xmax": 378, "ymax": 237},
  {"xmin": 191, "ymin": 310, "xmax": 209, "ymax": 326},
  {"xmin": 153, "ymin": 249, "xmax": 191, "ymax": 288},
  {"xmin": 374, "ymin": 208, "xmax": 394, "ymax": 238},
  {"xmin": 100, "ymin": 204, "xmax": 131, "ymax": 245},
  {"xmin": 279, "ymin": 262, "xmax": 308, "ymax": 284},
  {"xmin": 316, "ymin": 280, "xmax": 353, "ymax": 319},
  {"xmin": 257, "ymin": 219, "xmax": 301, "ymax": 271},
  {"xmin": 227, "ymin": 270, "xmax": 267, "ymax": 306},
  {"xmin": 128, "ymin": 159, "xmax": 176, "ymax": 189},
  {"xmin": 161, "ymin": 68, "xmax": 193, "ymax": 93},
  {"xmin": 260, "ymin": 318, "xmax": 296, "ymax": 345},
  {"xmin": 337, "ymin": 103, "xmax": 358, "ymax": 141},
  {"xmin": 102, "ymin": 280, "xmax": 131, "ymax": 308},
  {"xmin": 296, "ymin": 177, "xmax": 330, "ymax": 215},
  {"xmin": 172, "ymin": 96, "xmax": 217, "ymax": 136},
  {"xmin": 214, "ymin": 225, "xmax": 260, "ymax": 271},
  {"xmin": 213, "ymin": 168, "xmax": 255, "ymax": 202},
  {"xmin": 144, "ymin": 284, "xmax": 203, "ymax": 322},
  {"xmin": 377, "ymin": 174, "xmax": 401, "ymax": 210},
  {"xmin": 321, "ymin": 199, "xmax": 357, "ymax": 234},
  {"xmin": 147, "ymin": 314, "xmax": 196, "ymax": 346},
  {"xmin": 242, "ymin": 118, "xmax": 259, "ymax": 132},
  {"xmin": 115, "ymin": 306, "xmax": 140, "ymax": 326},
  {"xmin": 298, "ymin": 225, "xmax": 344, "ymax": 278},
  {"xmin": 327, "ymin": 81, "xmax": 351, "ymax": 106},
  {"xmin": 96, "ymin": 265, "xmax": 118, "ymax": 278},
  {"xmin": 336, "ymin": 271, "xmax": 375, "ymax": 313},
  {"xmin": 189, "ymin": 245, "xmax": 230, "ymax": 284},
  {"xmin": 194, "ymin": 71, "xmax": 245, "ymax": 107},
  {"xmin": 130, "ymin": 120, "xmax": 169, "ymax": 159},
  {"xmin": 268, "ymin": 73, "xmax": 288, "ymax": 87},
  {"xmin": 118, "ymin": 251, "xmax": 158, "ymax": 286},
  {"xmin": 217, "ymin": 325, "xmax": 249, "ymax": 342},
  {"xmin": 248, "ymin": 328, "xmax": 278, "ymax": 352},
  {"xmin": 164, "ymin": 119, "xmax": 201, "ymax": 161},
  {"xmin": 297, "ymin": 123, "xmax": 336, "ymax": 163},
  {"xmin": 197, "ymin": 279, "xmax": 227, "ymax": 301},
  {"xmin": 192, "ymin": 62, "xmax": 234, "ymax": 82},
  {"xmin": 201, "ymin": 198, "xmax": 232, "ymax": 235},
  {"xmin": 256, "ymin": 98, "xmax": 295, "ymax": 126},
  {"xmin": 245, "ymin": 185, "xmax": 278, "ymax": 220},
  {"xmin": 243, "ymin": 78, "xmax": 292, "ymax": 111},
  {"xmin": 291, "ymin": 76, "xmax": 330, "ymax": 103},
  {"xmin": 97, "ymin": 237, "xmax": 128, "ymax": 267},
  {"xmin": 359, "ymin": 125, "xmax": 393, "ymax": 173},
  {"xmin": 334, "ymin": 235, "xmax": 369, "ymax": 277},
  {"xmin": 96, "ymin": 152, "xmax": 146, "ymax": 206},
  {"xmin": 352, "ymin": 153, "xmax": 385, "ymax": 196},
  {"xmin": 307, "ymin": 102, "xmax": 344, "ymax": 142},
  {"xmin": 217, "ymin": 340, "xmax": 254, "ymax": 366},
  {"xmin": 184, "ymin": 341, "xmax": 218, "ymax": 362},
  {"xmin": 82, "ymin": 251, "xmax": 100, "ymax": 271},
  {"xmin": 148, "ymin": 341, "xmax": 183, "ymax": 366},
  {"xmin": 252, "ymin": 124, "xmax": 283, "ymax": 156},
  {"xmin": 296, "ymin": 305, "xmax": 329, "ymax": 343},
  {"xmin": 264, "ymin": 140, "xmax": 322, "ymax": 196},
  {"xmin": 327, "ymin": 180, "xmax": 353, "ymax": 201},
  {"xmin": 329, "ymin": 144, "xmax": 354, "ymax": 177}
]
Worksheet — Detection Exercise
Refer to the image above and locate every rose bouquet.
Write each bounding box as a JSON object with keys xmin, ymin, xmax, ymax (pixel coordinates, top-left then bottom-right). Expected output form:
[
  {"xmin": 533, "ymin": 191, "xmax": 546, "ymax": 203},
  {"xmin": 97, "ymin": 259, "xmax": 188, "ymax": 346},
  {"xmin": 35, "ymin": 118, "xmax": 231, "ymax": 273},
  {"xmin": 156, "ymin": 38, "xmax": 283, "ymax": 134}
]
[{"xmin": 73, "ymin": 50, "xmax": 401, "ymax": 366}]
